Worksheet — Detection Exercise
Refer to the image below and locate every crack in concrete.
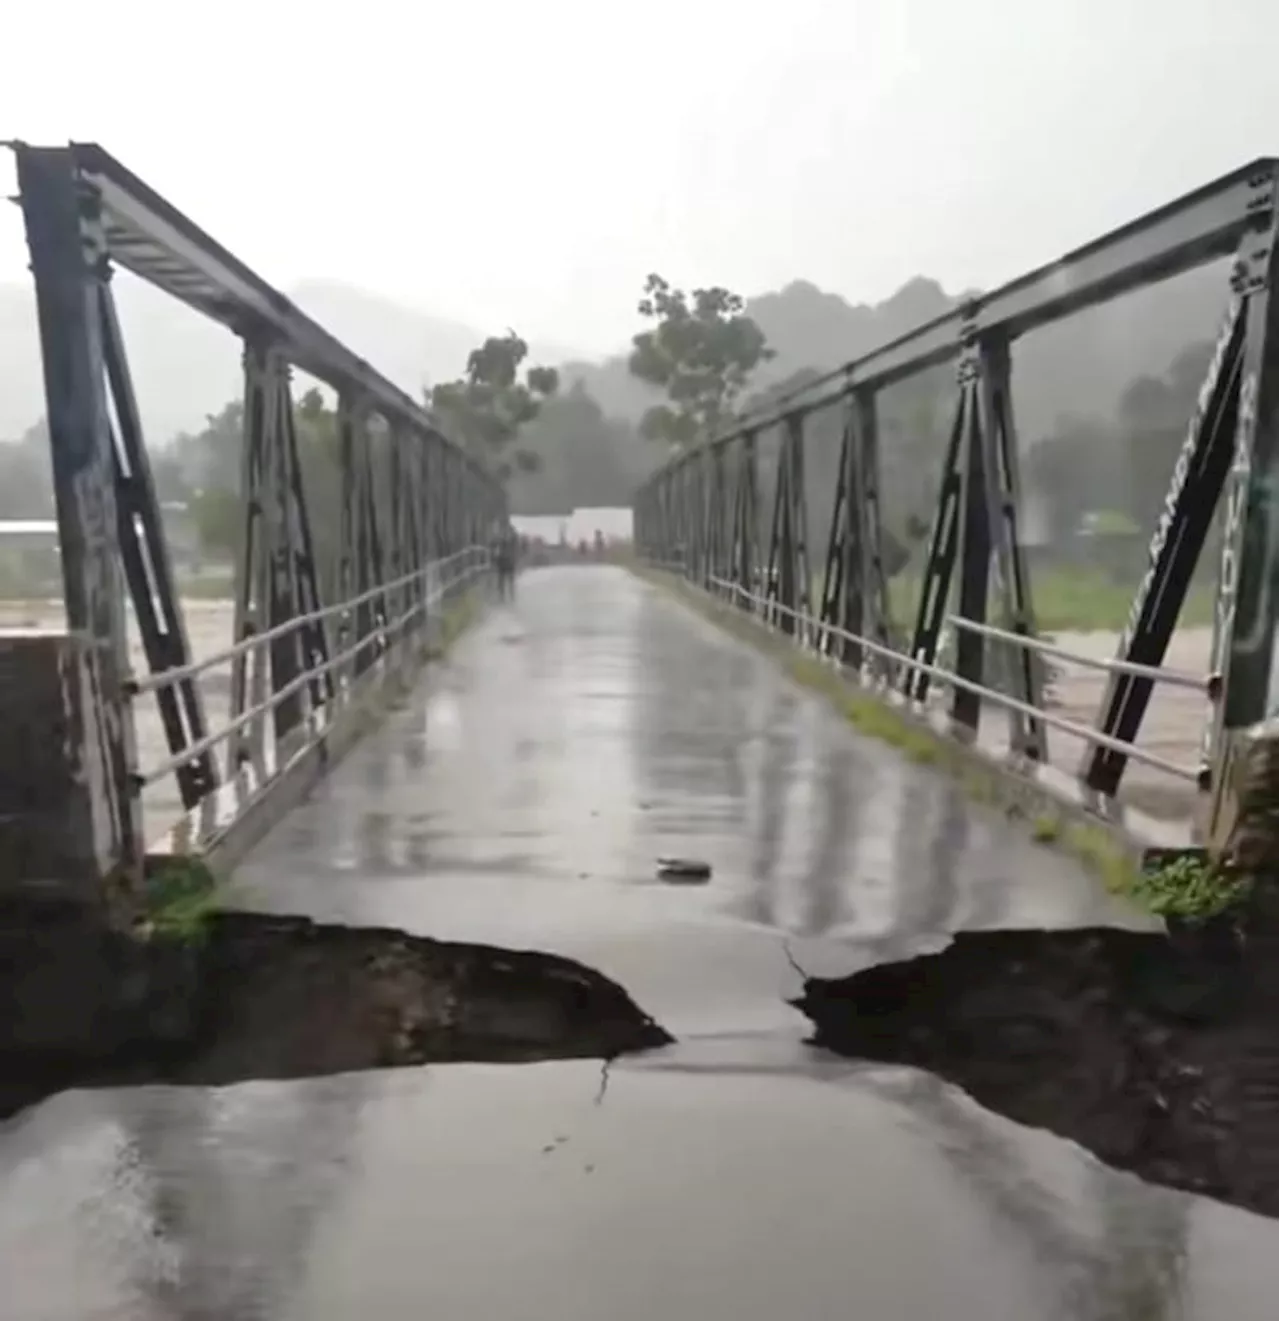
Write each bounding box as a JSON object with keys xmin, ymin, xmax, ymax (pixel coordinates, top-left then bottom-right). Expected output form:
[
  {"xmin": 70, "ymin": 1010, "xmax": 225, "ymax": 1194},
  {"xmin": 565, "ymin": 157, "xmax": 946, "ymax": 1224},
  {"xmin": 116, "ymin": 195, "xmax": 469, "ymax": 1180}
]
[{"xmin": 594, "ymin": 1057, "xmax": 614, "ymax": 1107}]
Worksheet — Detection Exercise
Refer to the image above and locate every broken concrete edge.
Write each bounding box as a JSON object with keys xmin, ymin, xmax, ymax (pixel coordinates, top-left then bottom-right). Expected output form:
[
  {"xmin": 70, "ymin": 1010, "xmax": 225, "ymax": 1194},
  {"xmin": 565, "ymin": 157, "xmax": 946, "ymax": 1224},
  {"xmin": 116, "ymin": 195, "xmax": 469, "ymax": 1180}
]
[
  {"xmin": 145, "ymin": 587, "xmax": 487, "ymax": 886},
  {"xmin": 630, "ymin": 563, "xmax": 1192, "ymax": 919},
  {"xmin": 0, "ymin": 904, "xmax": 675, "ymax": 1099}
]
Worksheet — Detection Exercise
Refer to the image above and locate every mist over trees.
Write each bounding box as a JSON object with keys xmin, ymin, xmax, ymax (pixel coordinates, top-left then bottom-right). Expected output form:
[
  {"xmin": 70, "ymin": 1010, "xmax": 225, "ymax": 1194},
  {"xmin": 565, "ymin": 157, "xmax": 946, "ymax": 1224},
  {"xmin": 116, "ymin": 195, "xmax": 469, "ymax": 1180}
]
[{"xmin": 0, "ymin": 261, "xmax": 1230, "ymax": 571}]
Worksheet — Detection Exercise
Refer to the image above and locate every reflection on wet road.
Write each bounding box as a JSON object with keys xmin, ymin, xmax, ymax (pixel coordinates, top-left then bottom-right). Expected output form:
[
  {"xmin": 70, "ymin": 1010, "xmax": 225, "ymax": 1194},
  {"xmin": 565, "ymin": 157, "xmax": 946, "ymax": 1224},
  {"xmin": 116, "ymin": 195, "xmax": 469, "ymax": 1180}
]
[{"xmin": 0, "ymin": 567, "xmax": 1271, "ymax": 1320}]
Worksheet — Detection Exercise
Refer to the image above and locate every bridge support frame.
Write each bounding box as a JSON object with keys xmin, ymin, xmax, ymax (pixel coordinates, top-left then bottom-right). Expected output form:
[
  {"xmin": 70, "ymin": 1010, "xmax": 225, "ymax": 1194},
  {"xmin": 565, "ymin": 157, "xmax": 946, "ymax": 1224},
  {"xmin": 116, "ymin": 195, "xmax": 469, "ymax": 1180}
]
[
  {"xmin": 635, "ymin": 155, "xmax": 1278, "ymax": 825},
  {"xmin": 817, "ymin": 387, "xmax": 894, "ymax": 676},
  {"xmin": 8, "ymin": 140, "xmax": 507, "ymax": 896},
  {"xmin": 16, "ymin": 148, "xmax": 144, "ymax": 908}
]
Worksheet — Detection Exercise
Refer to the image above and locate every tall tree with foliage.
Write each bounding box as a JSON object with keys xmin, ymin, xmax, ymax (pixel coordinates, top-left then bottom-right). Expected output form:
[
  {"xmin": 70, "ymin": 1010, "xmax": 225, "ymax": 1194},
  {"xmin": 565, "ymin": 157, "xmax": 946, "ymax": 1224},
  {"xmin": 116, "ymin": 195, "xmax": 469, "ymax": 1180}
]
[
  {"xmin": 181, "ymin": 388, "xmax": 345, "ymax": 566},
  {"xmin": 427, "ymin": 332, "xmax": 558, "ymax": 481},
  {"xmin": 627, "ymin": 274, "xmax": 774, "ymax": 450},
  {"xmin": 506, "ymin": 381, "xmax": 651, "ymax": 515}
]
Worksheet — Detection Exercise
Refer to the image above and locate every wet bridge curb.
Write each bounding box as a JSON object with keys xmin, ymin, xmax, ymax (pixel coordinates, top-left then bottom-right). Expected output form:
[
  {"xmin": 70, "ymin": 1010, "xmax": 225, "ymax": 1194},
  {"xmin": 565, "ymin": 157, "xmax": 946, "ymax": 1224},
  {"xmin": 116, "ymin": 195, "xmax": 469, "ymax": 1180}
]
[{"xmin": 628, "ymin": 561, "xmax": 1194, "ymax": 904}]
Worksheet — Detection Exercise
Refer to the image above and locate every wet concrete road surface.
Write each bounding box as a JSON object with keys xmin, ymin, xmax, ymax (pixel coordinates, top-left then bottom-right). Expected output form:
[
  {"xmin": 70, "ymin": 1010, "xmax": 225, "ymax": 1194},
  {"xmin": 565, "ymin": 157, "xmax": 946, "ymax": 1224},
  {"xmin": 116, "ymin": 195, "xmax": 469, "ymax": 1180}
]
[{"xmin": 2, "ymin": 566, "xmax": 1273, "ymax": 1320}]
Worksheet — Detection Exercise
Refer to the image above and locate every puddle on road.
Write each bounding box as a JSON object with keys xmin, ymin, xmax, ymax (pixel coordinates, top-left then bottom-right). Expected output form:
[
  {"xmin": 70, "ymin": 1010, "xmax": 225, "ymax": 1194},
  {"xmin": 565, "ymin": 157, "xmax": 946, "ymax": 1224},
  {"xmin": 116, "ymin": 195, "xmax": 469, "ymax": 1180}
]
[
  {"xmin": 0, "ymin": 911, "xmax": 672, "ymax": 1121},
  {"xmin": 795, "ymin": 926, "xmax": 1277, "ymax": 1218}
]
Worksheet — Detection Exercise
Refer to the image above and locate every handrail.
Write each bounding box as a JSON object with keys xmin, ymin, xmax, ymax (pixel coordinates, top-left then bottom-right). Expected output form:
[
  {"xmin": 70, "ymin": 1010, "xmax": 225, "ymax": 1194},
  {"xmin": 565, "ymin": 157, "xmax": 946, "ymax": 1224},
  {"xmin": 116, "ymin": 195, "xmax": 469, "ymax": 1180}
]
[
  {"xmin": 129, "ymin": 545, "xmax": 481, "ymax": 696},
  {"xmin": 944, "ymin": 615, "xmax": 1208, "ymax": 691},
  {"xmin": 702, "ymin": 572, "xmax": 1198, "ymax": 784},
  {"xmin": 134, "ymin": 547, "xmax": 488, "ymax": 790}
]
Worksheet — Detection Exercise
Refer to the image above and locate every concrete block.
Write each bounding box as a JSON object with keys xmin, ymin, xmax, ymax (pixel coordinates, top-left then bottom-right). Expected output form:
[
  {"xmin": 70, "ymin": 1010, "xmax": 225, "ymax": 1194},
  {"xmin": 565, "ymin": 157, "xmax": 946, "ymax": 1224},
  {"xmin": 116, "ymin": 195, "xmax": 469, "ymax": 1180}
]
[{"xmin": 0, "ymin": 630, "xmax": 107, "ymax": 903}]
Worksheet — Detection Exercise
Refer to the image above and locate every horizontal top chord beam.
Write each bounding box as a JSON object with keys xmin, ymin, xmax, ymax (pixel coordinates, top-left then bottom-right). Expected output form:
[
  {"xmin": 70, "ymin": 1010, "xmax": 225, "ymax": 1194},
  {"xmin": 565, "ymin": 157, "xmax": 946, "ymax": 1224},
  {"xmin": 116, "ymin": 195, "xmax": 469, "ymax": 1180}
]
[
  {"xmin": 650, "ymin": 155, "xmax": 1278, "ymax": 480},
  {"xmin": 9, "ymin": 141, "xmax": 483, "ymax": 475}
]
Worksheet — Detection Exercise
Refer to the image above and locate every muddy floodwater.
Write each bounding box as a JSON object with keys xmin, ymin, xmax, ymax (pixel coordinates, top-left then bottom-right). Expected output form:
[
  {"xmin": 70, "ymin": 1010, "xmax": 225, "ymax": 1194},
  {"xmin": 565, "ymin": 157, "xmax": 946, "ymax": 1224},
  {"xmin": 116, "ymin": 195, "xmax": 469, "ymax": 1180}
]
[{"xmin": 1, "ymin": 598, "xmax": 259, "ymax": 837}]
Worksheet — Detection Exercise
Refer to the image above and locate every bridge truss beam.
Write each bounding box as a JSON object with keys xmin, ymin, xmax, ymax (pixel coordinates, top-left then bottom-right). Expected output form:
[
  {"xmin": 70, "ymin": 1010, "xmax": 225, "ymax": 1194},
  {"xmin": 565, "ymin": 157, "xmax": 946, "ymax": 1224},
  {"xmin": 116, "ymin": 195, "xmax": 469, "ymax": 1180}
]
[
  {"xmin": 10, "ymin": 143, "xmax": 505, "ymax": 909},
  {"xmin": 635, "ymin": 157, "xmax": 1278, "ymax": 836}
]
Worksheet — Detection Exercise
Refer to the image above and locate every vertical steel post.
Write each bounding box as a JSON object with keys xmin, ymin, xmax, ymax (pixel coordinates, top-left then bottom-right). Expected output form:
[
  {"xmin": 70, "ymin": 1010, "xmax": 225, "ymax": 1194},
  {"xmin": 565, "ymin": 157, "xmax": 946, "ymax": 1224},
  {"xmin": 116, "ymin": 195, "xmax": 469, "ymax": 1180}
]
[
  {"xmin": 904, "ymin": 383, "xmax": 969, "ymax": 703},
  {"xmin": 974, "ymin": 334, "xmax": 1044, "ymax": 757},
  {"xmin": 1204, "ymin": 234, "xmax": 1278, "ymax": 842},
  {"xmin": 851, "ymin": 390, "xmax": 894, "ymax": 678},
  {"xmin": 950, "ymin": 351, "xmax": 994, "ymax": 735},
  {"xmin": 16, "ymin": 145, "xmax": 143, "ymax": 905}
]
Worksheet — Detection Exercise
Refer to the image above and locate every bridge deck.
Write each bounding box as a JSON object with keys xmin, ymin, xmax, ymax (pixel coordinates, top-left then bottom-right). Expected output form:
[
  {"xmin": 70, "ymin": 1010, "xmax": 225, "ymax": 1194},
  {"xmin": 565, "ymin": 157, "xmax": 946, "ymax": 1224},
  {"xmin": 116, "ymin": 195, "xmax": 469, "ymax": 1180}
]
[{"xmin": 0, "ymin": 566, "xmax": 1270, "ymax": 1320}]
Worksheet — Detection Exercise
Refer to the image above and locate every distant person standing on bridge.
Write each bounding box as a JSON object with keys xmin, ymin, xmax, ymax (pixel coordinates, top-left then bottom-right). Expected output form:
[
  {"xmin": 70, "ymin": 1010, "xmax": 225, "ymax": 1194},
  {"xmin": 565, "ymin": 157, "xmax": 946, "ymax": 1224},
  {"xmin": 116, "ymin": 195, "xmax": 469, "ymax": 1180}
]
[{"xmin": 491, "ymin": 522, "xmax": 518, "ymax": 601}]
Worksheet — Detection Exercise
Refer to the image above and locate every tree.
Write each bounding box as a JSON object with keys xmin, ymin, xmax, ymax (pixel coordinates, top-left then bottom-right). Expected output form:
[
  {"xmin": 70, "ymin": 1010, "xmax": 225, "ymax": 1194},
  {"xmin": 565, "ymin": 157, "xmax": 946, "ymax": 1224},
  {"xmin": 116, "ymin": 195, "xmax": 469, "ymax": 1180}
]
[
  {"xmin": 1024, "ymin": 417, "xmax": 1121, "ymax": 545},
  {"xmin": 627, "ymin": 274, "xmax": 773, "ymax": 450},
  {"xmin": 0, "ymin": 419, "xmax": 53, "ymax": 518},
  {"xmin": 190, "ymin": 484, "xmax": 241, "ymax": 561},
  {"xmin": 427, "ymin": 332, "xmax": 558, "ymax": 481},
  {"xmin": 1117, "ymin": 338, "xmax": 1213, "ymax": 531},
  {"xmin": 505, "ymin": 381, "xmax": 648, "ymax": 515},
  {"xmin": 180, "ymin": 389, "xmax": 344, "ymax": 567}
]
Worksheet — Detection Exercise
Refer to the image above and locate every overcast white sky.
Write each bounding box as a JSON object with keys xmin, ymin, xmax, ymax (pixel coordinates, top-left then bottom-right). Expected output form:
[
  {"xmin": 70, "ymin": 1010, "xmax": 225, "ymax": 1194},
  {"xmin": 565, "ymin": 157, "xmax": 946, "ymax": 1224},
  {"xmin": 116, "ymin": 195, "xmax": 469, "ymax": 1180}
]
[{"xmin": 2, "ymin": 0, "xmax": 1277, "ymax": 355}]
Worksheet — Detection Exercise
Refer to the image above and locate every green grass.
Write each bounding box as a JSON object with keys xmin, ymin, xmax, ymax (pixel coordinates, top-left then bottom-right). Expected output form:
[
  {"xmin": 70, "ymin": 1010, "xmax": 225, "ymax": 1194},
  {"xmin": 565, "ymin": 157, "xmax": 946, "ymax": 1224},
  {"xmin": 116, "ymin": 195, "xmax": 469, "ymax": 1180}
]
[
  {"xmin": 809, "ymin": 565, "xmax": 1216, "ymax": 635},
  {"xmin": 141, "ymin": 857, "xmax": 224, "ymax": 944},
  {"xmin": 1127, "ymin": 853, "xmax": 1255, "ymax": 920}
]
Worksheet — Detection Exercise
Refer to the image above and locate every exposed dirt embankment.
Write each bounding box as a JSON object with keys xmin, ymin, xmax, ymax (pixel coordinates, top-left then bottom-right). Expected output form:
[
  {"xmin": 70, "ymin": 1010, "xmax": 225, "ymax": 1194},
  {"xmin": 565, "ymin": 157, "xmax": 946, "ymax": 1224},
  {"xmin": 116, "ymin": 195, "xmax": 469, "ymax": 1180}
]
[
  {"xmin": 794, "ymin": 924, "xmax": 1277, "ymax": 1218},
  {"xmin": 0, "ymin": 907, "xmax": 672, "ymax": 1120}
]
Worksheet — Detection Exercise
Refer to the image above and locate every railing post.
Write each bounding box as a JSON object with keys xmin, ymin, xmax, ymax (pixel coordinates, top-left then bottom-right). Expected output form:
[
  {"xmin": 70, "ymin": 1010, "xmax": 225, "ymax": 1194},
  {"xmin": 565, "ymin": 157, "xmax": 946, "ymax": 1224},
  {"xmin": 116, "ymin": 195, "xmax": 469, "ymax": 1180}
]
[
  {"xmin": 819, "ymin": 388, "xmax": 859, "ymax": 664},
  {"xmin": 1204, "ymin": 233, "xmax": 1278, "ymax": 845},
  {"xmin": 15, "ymin": 145, "xmax": 143, "ymax": 910},
  {"xmin": 945, "ymin": 325, "xmax": 999, "ymax": 738},
  {"xmin": 852, "ymin": 390, "xmax": 894, "ymax": 681},
  {"xmin": 974, "ymin": 333, "xmax": 1044, "ymax": 759},
  {"xmin": 763, "ymin": 413, "xmax": 812, "ymax": 638},
  {"xmin": 903, "ymin": 370, "xmax": 968, "ymax": 704}
]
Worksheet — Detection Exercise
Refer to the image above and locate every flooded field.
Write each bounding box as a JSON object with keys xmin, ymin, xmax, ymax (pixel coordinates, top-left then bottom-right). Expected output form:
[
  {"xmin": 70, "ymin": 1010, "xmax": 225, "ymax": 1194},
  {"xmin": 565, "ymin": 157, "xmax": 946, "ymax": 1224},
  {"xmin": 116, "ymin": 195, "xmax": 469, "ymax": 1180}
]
[
  {"xmin": 1041, "ymin": 627, "xmax": 1210, "ymax": 820},
  {"xmin": 0, "ymin": 597, "xmax": 239, "ymax": 840}
]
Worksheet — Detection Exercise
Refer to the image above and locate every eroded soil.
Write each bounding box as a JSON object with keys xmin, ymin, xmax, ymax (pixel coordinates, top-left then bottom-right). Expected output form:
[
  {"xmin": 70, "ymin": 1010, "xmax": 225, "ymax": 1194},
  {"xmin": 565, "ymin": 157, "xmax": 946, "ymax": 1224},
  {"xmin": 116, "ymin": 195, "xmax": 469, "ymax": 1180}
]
[
  {"xmin": 795, "ymin": 925, "xmax": 1278, "ymax": 1217},
  {"xmin": 0, "ymin": 908, "xmax": 672, "ymax": 1120}
]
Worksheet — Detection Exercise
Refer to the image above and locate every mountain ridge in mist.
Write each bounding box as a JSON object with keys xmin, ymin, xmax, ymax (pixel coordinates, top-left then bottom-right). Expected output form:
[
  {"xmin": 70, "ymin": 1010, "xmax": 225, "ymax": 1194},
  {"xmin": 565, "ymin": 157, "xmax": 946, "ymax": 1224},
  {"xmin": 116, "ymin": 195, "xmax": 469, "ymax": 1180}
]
[{"xmin": 0, "ymin": 263, "xmax": 1229, "ymax": 447}]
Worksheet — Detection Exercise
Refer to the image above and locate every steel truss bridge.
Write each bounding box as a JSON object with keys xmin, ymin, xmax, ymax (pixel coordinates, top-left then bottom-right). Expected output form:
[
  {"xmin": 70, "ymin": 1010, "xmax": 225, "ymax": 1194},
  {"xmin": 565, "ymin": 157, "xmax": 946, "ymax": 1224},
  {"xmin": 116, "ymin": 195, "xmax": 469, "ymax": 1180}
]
[
  {"xmin": 1, "ymin": 142, "xmax": 1276, "ymax": 909},
  {"xmin": 635, "ymin": 157, "xmax": 1278, "ymax": 854}
]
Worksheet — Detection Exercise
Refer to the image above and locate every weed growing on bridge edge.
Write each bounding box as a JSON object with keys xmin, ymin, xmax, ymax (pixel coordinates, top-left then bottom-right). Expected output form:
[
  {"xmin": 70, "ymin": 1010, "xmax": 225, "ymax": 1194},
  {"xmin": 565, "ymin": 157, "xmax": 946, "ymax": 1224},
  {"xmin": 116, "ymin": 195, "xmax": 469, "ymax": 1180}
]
[
  {"xmin": 140, "ymin": 857, "xmax": 223, "ymax": 944},
  {"xmin": 1128, "ymin": 852, "xmax": 1255, "ymax": 921}
]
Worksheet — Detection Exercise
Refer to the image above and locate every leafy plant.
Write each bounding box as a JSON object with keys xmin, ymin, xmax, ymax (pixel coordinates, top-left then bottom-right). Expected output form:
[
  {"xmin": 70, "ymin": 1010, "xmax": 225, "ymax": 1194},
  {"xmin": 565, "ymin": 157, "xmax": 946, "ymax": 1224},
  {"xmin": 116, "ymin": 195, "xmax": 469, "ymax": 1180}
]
[
  {"xmin": 142, "ymin": 857, "xmax": 221, "ymax": 944},
  {"xmin": 1129, "ymin": 853, "xmax": 1254, "ymax": 920}
]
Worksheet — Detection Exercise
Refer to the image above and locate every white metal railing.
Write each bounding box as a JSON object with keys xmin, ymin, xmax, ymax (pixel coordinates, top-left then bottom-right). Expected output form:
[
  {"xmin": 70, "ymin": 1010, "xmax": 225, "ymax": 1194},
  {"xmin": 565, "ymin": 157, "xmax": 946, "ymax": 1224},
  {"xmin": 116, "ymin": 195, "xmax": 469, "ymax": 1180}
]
[
  {"xmin": 945, "ymin": 614, "xmax": 1208, "ymax": 692},
  {"xmin": 132, "ymin": 545, "xmax": 490, "ymax": 796},
  {"xmin": 687, "ymin": 568, "xmax": 1200, "ymax": 785}
]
